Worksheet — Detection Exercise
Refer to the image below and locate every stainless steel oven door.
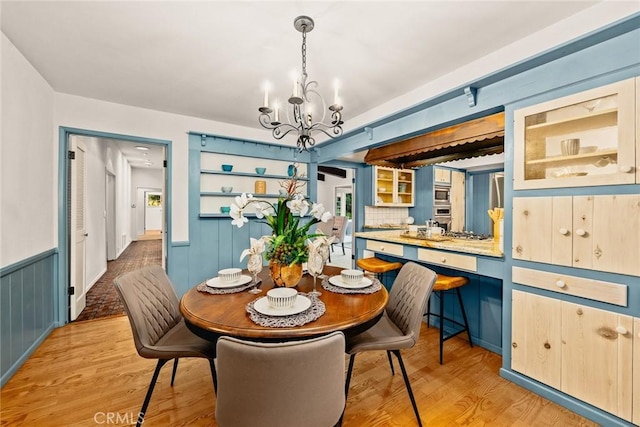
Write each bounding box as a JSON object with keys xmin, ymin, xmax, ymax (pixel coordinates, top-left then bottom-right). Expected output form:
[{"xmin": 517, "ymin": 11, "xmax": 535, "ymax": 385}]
[
  {"xmin": 434, "ymin": 186, "xmax": 450, "ymax": 205},
  {"xmin": 434, "ymin": 205, "xmax": 451, "ymax": 217}
]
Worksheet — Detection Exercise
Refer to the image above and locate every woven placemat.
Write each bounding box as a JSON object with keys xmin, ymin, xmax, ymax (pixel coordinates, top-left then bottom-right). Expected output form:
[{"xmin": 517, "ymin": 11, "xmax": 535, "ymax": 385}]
[
  {"xmin": 321, "ymin": 276, "xmax": 382, "ymax": 294},
  {"xmin": 246, "ymin": 293, "xmax": 325, "ymax": 327},
  {"xmin": 196, "ymin": 278, "xmax": 261, "ymax": 295}
]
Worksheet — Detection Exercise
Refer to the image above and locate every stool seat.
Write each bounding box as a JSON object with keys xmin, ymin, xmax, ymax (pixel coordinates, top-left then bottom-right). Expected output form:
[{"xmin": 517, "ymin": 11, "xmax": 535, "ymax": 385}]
[
  {"xmin": 425, "ymin": 274, "xmax": 473, "ymax": 364},
  {"xmin": 356, "ymin": 258, "xmax": 403, "ymax": 274},
  {"xmin": 434, "ymin": 274, "xmax": 469, "ymax": 291}
]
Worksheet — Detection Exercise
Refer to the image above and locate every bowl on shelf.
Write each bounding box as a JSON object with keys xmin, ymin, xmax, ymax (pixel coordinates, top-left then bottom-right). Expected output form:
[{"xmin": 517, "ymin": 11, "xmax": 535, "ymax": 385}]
[
  {"xmin": 220, "ymin": 206, "xmax": 231, "ymax": 213},
  {"xmin": 221, "ymin": 164, "xmax": 233, "ymax": 172},
  {"xmin": 255, "ymin": 167, "xmax": 266, "ymax": 175},
  {"xmin": 560, "ymin": 139, "xmax": 580, "ymax": 156},
  {"xmin": 221, "ymin": 186, "xmax": 233, "ymax": 193}
]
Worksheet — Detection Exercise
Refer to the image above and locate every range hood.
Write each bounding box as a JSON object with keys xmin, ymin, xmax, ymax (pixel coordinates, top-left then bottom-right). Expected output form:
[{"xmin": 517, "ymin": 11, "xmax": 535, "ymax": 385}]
[{"xmin": 364, "ymin": 112, "xmax": 504, "ymax": 168}]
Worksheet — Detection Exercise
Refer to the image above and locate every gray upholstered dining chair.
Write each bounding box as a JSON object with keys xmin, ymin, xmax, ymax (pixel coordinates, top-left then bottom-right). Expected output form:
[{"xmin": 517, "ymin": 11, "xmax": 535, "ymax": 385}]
[
  {"xmin": 331, "ymin": 216, "xmax": 348, "ymax": 255},
  {"xmin": 215, "ymin": 331, "xmax": 346, "ymax": 427},
  {"xmin": 343, "ymin": 262, "xmax": 437, "ymax": 427},
  {"xmin": 114, "ymin": 265, "xmax": 217, "ymax": 427}
]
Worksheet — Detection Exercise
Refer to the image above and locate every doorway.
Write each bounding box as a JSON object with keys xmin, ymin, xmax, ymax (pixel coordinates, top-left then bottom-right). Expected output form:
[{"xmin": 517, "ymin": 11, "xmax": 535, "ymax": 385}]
[{"xmin": 58, "ymin": 127, "xmax": 171, "ymax": 324}]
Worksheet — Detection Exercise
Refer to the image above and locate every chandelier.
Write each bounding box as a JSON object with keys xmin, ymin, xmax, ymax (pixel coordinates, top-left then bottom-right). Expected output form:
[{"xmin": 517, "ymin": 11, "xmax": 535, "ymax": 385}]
[{"xmin": 258, "ymin": 16, "xmax": 344, "ymax": 152}]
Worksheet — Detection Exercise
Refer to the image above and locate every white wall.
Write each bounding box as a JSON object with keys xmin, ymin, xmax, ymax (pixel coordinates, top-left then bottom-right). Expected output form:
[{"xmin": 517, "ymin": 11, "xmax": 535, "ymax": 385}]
[
  {"xmin": 317, "ymin": 169, "xmax": 353, "ymax": 218},
  {"xmin": 54, "ymin": 93, "xmax": 271, "ymax": 244},
  {"xmin": 0, "ymin": 34, "xmax": 55, "ymax": 267},
  {"xmin": 130, "ymin": 167, "xmax": 162, "ymax": 237},
  {"xmin": 79, "ymin": 136, "xmax": 108, "ymax": 288}
]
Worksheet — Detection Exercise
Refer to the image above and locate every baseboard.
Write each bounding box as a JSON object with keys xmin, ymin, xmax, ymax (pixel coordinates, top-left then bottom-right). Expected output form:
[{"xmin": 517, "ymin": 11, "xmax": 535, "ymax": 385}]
[
  {"xmin": 500, "ymin": 368, "xmax": 635, "ymax": 426},
  {"xmin": 86, "ymin": 266, "xmax": 108, "ymax": 291},
  {"xmin": 1, "ymin": 323, "xmax": 55, "ymax": 388}
]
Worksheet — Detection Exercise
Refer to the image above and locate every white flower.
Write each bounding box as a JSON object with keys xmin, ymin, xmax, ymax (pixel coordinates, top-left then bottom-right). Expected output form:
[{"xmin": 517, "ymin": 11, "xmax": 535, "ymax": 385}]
[
  {"xmin": 287, "ymin": 195, "xmax": 309, "ymax": 217},
  {"xmin": 310, "ymin": 203, "xmax": 333, "ymax": 222},
  {"xmin": 320, "ymin": 211, "xmax": 332, "ymax": 223},
  {"xmin": 230, "ymin": 203, "xmax": 248, "ymax": 228},
  {"xmin": 235, "ymin": 193, "xmax": 253, "ymax": 208},
  {"xmin": 240, "ymin": 237, "xmax": 267, "ymax": 261},
  {"xmin": 254, "ymin": 202, "xmax": 272, "ymax": 219}
]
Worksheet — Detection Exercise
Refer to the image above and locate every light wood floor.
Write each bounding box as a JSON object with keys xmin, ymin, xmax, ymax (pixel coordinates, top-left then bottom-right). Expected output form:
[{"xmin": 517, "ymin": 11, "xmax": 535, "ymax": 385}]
[{"xmin": 1, "ymin": 316, "xmax": 596, "ymax": 426}]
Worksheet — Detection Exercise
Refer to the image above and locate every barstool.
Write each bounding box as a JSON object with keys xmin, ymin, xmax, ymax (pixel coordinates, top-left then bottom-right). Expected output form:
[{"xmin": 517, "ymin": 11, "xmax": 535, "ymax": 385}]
[
  {"xmin": 425, "ymin": 274, "xmax": 473, "ymax": 364},
  {"xmin": 356, "ymin": 257, "xmax": 403, "ymax": 282}
]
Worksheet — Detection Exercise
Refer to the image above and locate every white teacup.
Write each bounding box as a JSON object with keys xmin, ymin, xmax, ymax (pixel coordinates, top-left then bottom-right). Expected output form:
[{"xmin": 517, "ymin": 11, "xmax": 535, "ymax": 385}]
[{"xmin": 429, "ymin": 227, "xmax": 445, "ymax": 236}]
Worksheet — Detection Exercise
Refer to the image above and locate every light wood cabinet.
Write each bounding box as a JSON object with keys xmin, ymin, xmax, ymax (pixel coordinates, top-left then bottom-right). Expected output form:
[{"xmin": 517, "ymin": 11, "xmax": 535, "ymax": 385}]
[
  {"xmin": 512, "ymin": 194, "xmax": 640, "ymax": 276},
  {"xmin": 434, "ymin": 167, "xmax": 451, "ymax": 184},
  {"xmin": 374, "ymin": 166, "xmax": 414, "ymax": 207},
  {"xmin": 512, "ymin": 290, "xmax": 634, "ymax": 422},
  {"xmin": 450, "ymin": 170, "xmax": 465, "ymax": 232},
  {"xmin": 511, "ymin": 290, "xmax": 562, "ymax": 389},
  {"xmin": 514, "ymin": 78, "xmax": 638, "ymax": 190}
]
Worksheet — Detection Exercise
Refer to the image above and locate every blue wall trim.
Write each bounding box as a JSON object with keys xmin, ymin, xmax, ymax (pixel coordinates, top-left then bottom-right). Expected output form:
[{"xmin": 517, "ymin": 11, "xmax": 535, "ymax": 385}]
[
  {"xmin": 1, "ymin": 250, "xmax": 56, "ymax": 387},
  {"xmin": 0, "ymin": 248, "xmax": 57, "ymax": 276},
  {"xmin": 171, "ymin": 241, "xmax": 190, "ymax": 247}
]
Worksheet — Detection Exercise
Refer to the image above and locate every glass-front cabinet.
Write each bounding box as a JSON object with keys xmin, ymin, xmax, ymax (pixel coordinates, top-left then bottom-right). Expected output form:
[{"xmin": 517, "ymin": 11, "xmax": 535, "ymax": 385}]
[
  {"xmin": 374, "ymin": 166, "xmax": 414, "ymax": 206},
  {"xmin": 514, "ymin": 78, "xmax": 638, "ymax": 189}
]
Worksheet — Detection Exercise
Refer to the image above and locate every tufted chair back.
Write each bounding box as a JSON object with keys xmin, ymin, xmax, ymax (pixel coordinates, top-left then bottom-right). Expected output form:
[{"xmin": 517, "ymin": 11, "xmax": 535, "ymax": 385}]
[
  {"xmin": 386, "ymin": 262, "xmax": 437, "ymax": 345},
  {"xmin": 114, "ymin": 265, "xmax": 182, "ymax": 358}
]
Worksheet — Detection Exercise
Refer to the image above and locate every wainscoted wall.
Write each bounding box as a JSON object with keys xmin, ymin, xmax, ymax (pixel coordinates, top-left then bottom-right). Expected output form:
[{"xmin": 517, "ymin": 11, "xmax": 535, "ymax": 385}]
[{"xmin": 0, "ymin": 249, "xmax": 57, "ymax": 387}]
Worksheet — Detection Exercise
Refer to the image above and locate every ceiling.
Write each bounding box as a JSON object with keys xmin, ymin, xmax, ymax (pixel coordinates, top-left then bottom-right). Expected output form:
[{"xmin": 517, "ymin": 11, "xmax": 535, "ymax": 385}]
[{"xmin": 3, "ymin": 1, "xmax": 629, "ymax": 166}]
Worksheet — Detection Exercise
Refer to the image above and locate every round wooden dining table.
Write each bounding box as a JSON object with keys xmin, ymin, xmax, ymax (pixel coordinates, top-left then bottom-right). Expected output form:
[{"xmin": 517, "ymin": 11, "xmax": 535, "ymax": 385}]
[{"xmin": 180, "ymin": 266, "xmax": 388, "ymax": 342}]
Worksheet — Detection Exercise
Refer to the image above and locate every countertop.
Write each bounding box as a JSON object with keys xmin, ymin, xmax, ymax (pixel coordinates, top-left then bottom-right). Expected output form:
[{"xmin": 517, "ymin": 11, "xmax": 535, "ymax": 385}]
[
  {"xmin": 363, "ymin": 224, "xmax": 408, "ymax": 230},
  {"xmin": 354, "ymin": 230, "xmax": 503, "ymax": 258}
]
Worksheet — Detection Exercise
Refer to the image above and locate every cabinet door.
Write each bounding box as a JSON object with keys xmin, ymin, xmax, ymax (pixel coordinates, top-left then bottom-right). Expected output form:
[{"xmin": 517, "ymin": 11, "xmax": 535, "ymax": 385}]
[
  {"xmin": 634, "ymin": 317, "xmax": 640, "ymax": 425},
  {"xmin": 434, "ymin": 168, "xmax": 451, "ymax": 184},
  {"xmin": 450, "ymin": 170, "xmax": 465, "ymax": 232},
  {"xmin": 511, "ymin": 290, "xmax": 561, "ymax": 389},
  {"xmin": 550, "ymin": 196, "xmax": 573, "ymax": 266},
  {"xmin": 374, "ymin": 167, "xmax": 395, "ymax": 206},
  {"xmin": 395, "ymin": 169, "xmax": 414, "ymax": 206},
  {"xmin": 561, "ymin": 301, "xmax": 633, "ymax": 421},
  {"xmin": 514, "ymin": 78, "xmax": 636, "ymax": 190},
  {"xmin": 512, "ymin": 197, "xmax": 553, "ymax": 262},
  {"xmin": 589, "ymin": 194, "xmax": 640, "ymax": 277}
]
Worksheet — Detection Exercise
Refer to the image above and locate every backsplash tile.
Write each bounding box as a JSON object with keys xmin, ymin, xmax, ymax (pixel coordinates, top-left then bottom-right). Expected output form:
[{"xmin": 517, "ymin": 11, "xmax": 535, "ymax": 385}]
[{"xmin": 364, "ymin": 206, "xmax": 409, "ymax": 226}]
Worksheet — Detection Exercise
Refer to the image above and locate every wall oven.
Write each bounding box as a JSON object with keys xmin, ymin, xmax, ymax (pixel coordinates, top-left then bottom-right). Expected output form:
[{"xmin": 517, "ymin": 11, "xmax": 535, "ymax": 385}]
[
  {"xmin": 434, "ymin": 186, "xmax": 451, "ymax": 205},
  {"xmin": 433, "ymin": 205, "xmax": 451, "ymax": 232}
]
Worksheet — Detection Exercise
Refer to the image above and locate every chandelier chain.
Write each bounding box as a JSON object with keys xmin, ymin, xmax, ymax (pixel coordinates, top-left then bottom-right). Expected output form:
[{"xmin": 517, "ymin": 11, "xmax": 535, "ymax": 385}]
[{"xmin": 301, "ymin": 26, "xmax": 307, "ymax": 77}]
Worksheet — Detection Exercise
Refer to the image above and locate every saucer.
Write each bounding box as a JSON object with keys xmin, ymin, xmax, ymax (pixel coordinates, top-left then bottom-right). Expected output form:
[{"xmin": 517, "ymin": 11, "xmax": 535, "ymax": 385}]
[
  {"xmin": 329, "ymin": 276, "xmax": 373, "ymax": 289},
  {"xmin": 253, "ymin": 295, "xmax": 312, "ymax": 316},
  {"xmin": 206, "ymin": 275, "xmax": 252, "ymax": 289}
]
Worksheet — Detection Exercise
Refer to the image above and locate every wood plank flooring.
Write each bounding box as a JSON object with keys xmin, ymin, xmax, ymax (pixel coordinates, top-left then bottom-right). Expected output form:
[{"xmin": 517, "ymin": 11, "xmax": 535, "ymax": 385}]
[{"xmin": 0, "ymin": 316, "xmax": 596, "ymax": 426}]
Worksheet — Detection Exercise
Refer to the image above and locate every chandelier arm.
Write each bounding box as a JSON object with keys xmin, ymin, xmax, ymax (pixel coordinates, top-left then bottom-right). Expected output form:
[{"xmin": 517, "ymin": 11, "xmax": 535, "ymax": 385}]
[{"xmin": 308, "ymin": 123, "xmax": 344, "ymax": 139}]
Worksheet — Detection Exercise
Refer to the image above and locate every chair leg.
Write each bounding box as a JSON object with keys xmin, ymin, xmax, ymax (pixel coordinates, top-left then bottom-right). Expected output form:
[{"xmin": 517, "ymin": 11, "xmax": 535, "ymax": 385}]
[
  {"xmin": 425, "ymin": 296, "xmax": 432, "ymax": 327},
  {"xmin": 340, "ymin": 354, "xmax": 357, "ymax": 426},
  {"xmin": 439, "ymin": 290, "xmax": 445, "ymax": 364},
  {"xmin": 455, "ymin": 287, "xmax": 473, "ymax": 348},
  {"xmin": 391, "ymin": 350, "xmax": 423, "ymax": 427},
  {"xmin": 341, "ymin": 243, "xmax": 345, "ymax": 255},
  {"xmin": 170, "ymin": 358, "xmax": 179, "ymax": 386},
  {"xmin": 209, "ymin": 358, "xmax": 217, "ymax": 394},
  {"xmin": 137, "ymin": 359, "xmax": 169, "ymax": 427},
  {"xmin": 387, "ymin": 351, "xmax": 395, "ymax": 376}
]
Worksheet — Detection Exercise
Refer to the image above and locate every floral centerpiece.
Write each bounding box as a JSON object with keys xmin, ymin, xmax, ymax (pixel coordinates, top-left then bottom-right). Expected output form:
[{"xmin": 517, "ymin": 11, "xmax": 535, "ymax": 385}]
[{"xmin": 229, "ymin": 169, "xmax": 332, "ymax": 287}]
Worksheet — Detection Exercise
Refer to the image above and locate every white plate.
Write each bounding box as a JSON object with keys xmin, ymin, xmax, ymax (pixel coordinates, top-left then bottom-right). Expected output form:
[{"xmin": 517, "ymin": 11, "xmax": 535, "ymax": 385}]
[
  {"xmin": 329, "ymin": 276, "xmax": 373, "ymax": 289},
  {"xmin": 206, "ymin": 275, "xmax": 252, "ymax": 289},
  {"xmin": 253, "ymin": 295, "xmax": 312, "ymax": 316}
]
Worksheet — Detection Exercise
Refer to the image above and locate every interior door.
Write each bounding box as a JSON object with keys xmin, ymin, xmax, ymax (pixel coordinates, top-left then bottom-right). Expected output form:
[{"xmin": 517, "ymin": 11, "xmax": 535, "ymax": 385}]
[
  {"xmin": 69, "ymin": 137, "xmax": 87, "ymax": 320},
  {"xmin": 144, "ymin": 191, "xmax": 162, "ymax": 231}
]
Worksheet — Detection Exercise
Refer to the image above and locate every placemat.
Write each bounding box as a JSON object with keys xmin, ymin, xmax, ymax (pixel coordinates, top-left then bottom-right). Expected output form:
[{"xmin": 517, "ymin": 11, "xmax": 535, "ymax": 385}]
[
  {"xmin": 197, "ymin": 278, "xmax": 261, "ymax": 295},
  {"xmin": 246, "ymin": 293, "xmax": 325, "ymax": 327},
  {"xmin": 321, "ymin": 276, "xmax": 383, "ymax": 294}
]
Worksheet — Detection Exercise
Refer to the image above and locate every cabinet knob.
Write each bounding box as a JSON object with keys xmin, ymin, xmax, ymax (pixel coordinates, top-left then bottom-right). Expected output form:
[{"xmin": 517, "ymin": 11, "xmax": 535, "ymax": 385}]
[
  {"xmin": 575, "ymin": 228, "xmax": 586, "ymax": 236},
  {"xmin": 558, "ymin": 228, "xmax": 569, "ymax": 235},
  {"xmin": 441, "ymin": 257, "xmax": 447, "ymax": 263},
  {"xmin": 380, "ymin": 246, "xmax": 385, "ymax": 251},
  {"xmin": 615, "ymin": 326, "xmax": 628, "ymax": 335},
  {"xmin": 543, "ymin": 342, "xmax": 551, "ymax": 349},
  {"xmin": 512, "ymin": 342, "xmax": 517, "ymax": 348},
  {"xmin": 555, "ymin": 280, "xmax": 566, "ymax": 289},
  {"xmin": 618, "ymin": 165, "xmax": 633, "ymax": 173}
]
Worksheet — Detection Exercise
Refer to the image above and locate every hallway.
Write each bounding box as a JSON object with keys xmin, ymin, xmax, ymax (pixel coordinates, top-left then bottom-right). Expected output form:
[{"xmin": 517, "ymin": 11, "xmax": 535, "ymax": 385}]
[{"xmin": 75, "ymin": 239, "xmax": 162, "ymax": 321}]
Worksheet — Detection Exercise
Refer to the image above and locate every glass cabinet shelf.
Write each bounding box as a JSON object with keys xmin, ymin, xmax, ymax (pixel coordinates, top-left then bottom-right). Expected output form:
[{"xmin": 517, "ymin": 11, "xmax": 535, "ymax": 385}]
[{"xmin": 514, "ymin": 78, "xmax": 637, "ymax": 189}]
